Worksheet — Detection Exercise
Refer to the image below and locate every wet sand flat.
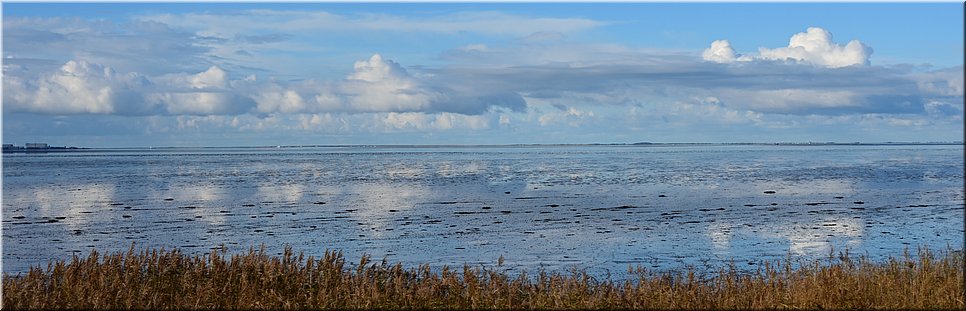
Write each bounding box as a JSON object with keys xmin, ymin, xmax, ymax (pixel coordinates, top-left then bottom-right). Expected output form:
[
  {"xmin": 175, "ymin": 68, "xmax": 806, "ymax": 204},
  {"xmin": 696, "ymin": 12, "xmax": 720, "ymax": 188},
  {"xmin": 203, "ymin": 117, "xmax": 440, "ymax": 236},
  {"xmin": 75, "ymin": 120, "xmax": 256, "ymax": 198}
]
[{"xmin": 3, "ymin": 145, "xmax": 963, "ymax": 278}]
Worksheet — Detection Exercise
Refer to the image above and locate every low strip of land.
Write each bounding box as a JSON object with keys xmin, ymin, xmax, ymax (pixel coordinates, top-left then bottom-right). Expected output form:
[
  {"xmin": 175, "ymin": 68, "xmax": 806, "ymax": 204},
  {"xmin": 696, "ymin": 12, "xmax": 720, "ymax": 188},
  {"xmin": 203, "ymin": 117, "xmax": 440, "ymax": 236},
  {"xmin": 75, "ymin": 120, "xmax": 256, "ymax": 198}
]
[{"xmin": 3, "ymin": 246, "xmax": 963, "ymax": 309}]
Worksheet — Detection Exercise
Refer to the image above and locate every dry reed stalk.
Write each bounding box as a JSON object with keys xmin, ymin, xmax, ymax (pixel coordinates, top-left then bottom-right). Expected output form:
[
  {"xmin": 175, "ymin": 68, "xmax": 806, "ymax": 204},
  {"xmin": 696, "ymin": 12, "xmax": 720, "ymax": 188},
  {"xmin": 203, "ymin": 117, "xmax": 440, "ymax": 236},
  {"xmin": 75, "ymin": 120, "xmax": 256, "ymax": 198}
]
[{"xmin": 3, "ymin": 245, "xmax": 963, "ymax": 310}]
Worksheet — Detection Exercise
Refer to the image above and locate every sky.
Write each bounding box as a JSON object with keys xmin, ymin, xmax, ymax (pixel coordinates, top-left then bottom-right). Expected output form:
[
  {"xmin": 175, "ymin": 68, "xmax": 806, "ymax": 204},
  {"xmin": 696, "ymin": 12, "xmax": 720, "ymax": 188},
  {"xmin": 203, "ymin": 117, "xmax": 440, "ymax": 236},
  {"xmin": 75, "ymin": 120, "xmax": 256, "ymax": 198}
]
[{"xmin": 2, "ymin": 2, "xmax": 963, "ymax": 147}]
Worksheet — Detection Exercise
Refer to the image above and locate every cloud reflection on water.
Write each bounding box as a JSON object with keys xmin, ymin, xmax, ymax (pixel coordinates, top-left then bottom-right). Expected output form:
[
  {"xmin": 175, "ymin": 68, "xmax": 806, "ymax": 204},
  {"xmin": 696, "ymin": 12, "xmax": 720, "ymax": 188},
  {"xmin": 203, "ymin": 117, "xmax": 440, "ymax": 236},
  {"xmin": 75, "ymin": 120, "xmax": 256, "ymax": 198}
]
[
  {"xmin": 350, "ymin": 183, "xmax": 430, "ymax": 237},
  {"xmin": 706, "ymin": 222, "xmax": 732, "ymax": 255},
  {"xmin": 256, "ymin": 183, "xmax": 306, "ymax": 204},
  {"xmin": 17, "ymin": 183, "xmax": 117, "ymax": 231},
  {"xmin": 782, "ymin": 217, "xmax": 863, "ymax": 256}
]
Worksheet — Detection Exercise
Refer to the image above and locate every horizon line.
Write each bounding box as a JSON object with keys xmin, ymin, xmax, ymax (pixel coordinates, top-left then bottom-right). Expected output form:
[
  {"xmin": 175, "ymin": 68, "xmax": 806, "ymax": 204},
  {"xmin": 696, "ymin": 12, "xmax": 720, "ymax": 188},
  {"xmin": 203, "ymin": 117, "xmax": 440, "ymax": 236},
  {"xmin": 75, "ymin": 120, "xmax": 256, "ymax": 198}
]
[{"xmin": 8, "ymin": 141, "xmax": 963, "ymax": 150}]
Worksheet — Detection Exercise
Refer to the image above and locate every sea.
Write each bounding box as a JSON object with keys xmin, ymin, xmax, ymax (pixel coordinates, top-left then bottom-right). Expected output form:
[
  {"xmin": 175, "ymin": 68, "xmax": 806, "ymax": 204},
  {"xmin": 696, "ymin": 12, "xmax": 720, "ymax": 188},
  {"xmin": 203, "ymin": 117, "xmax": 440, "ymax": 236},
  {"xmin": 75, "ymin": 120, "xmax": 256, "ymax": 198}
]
[{"xmin": 3, "ymin": 144, "xmax": 963, "ymax": 278}]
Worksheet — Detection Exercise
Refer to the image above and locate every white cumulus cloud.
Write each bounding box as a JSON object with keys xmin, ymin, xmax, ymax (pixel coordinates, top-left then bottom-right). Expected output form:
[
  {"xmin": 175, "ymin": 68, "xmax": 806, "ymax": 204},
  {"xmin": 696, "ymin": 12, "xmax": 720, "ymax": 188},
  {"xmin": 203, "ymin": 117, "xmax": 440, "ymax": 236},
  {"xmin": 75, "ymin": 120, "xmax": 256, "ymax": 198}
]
[
  {"xmin": 254, "ymin": 89, "xmax": 308, "ymax": 114},
  {"xmin": 342, "ymin": 54, "xmax": 439, "ymax": 113},
  {"xmin": 704, "ymin": 27, "xmax": 872, "ymax": 68},
  {"xmin": 3, "ymin": 60, "xmax": 259, "ymax": 116},
  {"xmin": 702, "ymin": 40, "xmax": 738, "ymax": 64},
  {"xmin": 189, "ymin": 66, "xmax": 229, "ymax": 89},
  {"xmin": 382, "ymin": 112, "xmax": 490, "ymax": 131},
  {"xmin": 147, "ymin": 65, "xmax": 256, "ymax": 115},
  {"xmin": 3, "ymin": 54, "xmax": 527, "ymax": 117},
  {"xmin": 759, "ymin": 27, "xmax": 871, "ymax": 68},
  {"xmin": 3, "ymin": 60, "xmax": 148, "ymax": 114}
]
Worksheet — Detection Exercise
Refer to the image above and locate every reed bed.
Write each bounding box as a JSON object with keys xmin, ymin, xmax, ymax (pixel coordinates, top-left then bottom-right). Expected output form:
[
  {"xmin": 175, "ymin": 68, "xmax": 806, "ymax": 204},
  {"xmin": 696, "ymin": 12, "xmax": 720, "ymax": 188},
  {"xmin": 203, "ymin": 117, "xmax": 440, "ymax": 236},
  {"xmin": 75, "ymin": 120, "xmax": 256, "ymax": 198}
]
[{"xmin": 3, "ymin": 245, "xmax": 963, "ymax": 310}]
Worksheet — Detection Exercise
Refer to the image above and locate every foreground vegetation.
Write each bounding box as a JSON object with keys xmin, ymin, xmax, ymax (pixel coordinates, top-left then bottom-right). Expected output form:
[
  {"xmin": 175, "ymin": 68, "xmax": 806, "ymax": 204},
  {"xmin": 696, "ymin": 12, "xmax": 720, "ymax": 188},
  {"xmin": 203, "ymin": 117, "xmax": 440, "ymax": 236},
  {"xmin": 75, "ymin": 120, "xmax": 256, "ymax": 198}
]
[{"xmin": 3, "ymin": 246, "xmax": 963, "ymax": 309}]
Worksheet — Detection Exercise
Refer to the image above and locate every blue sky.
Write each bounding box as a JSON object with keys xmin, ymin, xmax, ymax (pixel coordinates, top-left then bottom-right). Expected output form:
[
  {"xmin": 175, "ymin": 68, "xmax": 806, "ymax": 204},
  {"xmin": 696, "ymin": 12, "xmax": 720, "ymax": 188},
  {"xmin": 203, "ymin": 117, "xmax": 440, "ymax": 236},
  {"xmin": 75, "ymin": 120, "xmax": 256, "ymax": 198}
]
[{"xmin": 3, "ymin": 2, "xmax": 963, "ymax": 147}]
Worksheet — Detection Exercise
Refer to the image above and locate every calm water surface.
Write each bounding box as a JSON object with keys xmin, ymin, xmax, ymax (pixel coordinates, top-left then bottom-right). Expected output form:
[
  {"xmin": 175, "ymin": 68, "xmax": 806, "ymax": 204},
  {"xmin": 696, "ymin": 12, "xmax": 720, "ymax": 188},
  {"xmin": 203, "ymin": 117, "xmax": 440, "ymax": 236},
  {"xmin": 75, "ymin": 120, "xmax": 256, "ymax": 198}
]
[{"xmin": 3, "ymin": 145, "xmax": 963, "ymax": 277}]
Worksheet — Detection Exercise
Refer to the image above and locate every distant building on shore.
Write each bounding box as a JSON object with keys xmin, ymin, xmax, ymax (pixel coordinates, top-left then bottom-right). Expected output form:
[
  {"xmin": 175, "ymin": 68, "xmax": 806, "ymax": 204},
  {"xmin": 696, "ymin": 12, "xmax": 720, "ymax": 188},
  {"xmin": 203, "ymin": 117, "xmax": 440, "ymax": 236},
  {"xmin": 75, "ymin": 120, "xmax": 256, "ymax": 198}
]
[
  {"xmin": 3, "ymin": 143, "xmax": 81, "ymax": 153},
  {"xmin": 3, "ymin": 144, "xmax": 24, "ymax": 151}
]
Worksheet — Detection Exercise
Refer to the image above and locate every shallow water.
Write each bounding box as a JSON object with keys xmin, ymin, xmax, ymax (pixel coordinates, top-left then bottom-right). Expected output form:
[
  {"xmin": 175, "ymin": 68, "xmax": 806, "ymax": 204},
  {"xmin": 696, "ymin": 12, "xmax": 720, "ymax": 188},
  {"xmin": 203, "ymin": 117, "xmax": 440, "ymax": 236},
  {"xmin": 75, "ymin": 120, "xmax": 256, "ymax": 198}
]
[{"xmin": 3, "ymin": 145, "xmax": 963, "ymax": 278}]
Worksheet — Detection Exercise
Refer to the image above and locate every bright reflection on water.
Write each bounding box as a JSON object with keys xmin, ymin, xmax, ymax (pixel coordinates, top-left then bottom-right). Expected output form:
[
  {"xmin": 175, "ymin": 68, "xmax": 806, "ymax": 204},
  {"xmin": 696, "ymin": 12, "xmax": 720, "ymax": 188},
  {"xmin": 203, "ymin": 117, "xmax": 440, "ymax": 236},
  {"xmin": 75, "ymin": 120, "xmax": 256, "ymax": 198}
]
[
  {"xmin": 350, "ymin": 183, "xmax": 430, "ymax": 237},
  {"xmin": 3, "ymin": 145, "xmax": 963, "ymax": 278}
]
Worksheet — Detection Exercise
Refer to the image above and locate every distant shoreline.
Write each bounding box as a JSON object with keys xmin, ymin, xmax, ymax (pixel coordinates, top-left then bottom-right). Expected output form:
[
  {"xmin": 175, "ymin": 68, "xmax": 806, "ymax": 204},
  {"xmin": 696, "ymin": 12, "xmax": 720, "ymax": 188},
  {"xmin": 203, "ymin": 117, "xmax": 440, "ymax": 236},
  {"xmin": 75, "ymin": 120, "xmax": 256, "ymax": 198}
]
[
  {"xmin": 3, "ymin": 141, "xmax": 962, "ymax": 152},
  {"xmin": 1, "ymin": 147, "xmax": 88, "ymax": 153}
]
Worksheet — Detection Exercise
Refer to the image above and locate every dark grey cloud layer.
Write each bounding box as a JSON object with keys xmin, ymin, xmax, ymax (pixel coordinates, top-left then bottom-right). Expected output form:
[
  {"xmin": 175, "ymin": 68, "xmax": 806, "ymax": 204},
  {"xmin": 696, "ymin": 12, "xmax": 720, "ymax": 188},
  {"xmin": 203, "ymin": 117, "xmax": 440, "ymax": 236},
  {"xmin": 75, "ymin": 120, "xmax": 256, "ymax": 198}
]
[{"xmin": 427, "ymin": 57, "xmax": 961, "ymax": 116}]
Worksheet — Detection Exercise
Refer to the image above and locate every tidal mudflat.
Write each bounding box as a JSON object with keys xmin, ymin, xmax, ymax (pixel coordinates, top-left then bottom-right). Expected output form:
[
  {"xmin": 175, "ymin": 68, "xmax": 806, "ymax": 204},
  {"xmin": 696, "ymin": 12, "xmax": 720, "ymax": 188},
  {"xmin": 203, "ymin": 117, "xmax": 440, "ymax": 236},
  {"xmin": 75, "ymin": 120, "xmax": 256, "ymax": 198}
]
[{"xmin": 3, "ymin": 144, "xmax": 963, "ymax": 278}]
